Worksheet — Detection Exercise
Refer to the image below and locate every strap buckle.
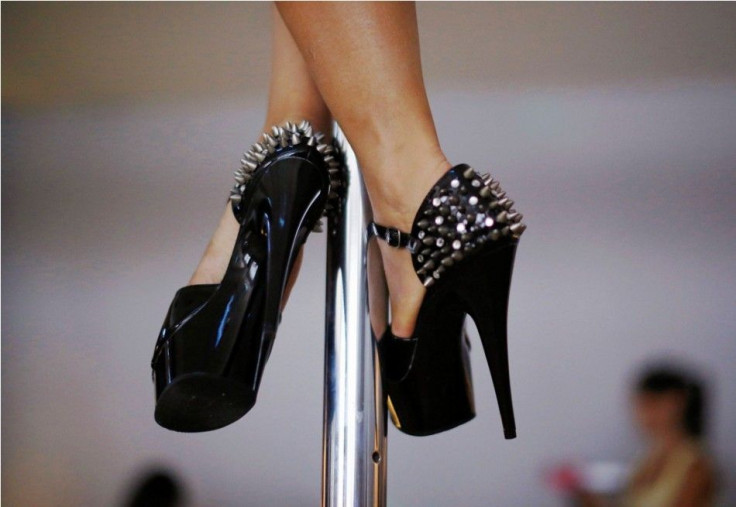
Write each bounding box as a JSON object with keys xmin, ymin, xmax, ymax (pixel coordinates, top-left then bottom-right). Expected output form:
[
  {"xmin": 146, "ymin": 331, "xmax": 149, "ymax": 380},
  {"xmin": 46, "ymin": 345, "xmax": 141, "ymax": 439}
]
[
  {"xmin": 384, "ymin": 227, "xmax": 402, "ymax": 248},
  {"xmin": 367, "ymin": 222, "xmax": 419, "ymax": 254}
]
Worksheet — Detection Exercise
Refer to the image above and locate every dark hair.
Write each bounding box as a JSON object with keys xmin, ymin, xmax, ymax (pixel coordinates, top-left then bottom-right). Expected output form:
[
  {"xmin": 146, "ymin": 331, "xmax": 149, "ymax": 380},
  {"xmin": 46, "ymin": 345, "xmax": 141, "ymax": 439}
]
[
  {"xmin": 127, "ymin": 470, "xmax": 182, "ymax": 507},
  {"xmin": 635, "ymin": 365, "xmax": 706, "ymax": 438}
]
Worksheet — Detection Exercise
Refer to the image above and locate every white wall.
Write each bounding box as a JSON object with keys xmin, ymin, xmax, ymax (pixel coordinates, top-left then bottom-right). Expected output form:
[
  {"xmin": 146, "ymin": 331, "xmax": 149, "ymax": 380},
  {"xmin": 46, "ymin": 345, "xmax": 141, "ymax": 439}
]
[{"xmin": 3, "ymin": 3, "xmax": 735, "ymax": 506}]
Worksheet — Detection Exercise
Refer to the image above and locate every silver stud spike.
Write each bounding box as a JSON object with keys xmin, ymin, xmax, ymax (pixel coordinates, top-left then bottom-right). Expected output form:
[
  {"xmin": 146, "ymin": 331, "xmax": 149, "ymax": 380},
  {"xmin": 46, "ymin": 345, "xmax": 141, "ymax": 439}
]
[
  {"xmin": 422, "ymin": 260, "xmax": 436, "ymax": 270},
  {"xmin": 497, "ymin": 211, "xmax": 509, "ymax": 223},
  {"xmin": 463, "ymin": 167, "xmax": 475, "ymax": 179},
  {"xmin": 242, "ymin": 160, "xmax": 257, "ymax": 171},
  {"xmin": 291, "ymin": 133, "xmax": 301, "ymax": 145},
  {"xmin": 490, "ymin": 229, "xmax": 501, "ymax": 241},
  {"xmin": 508, "ymin": 212, "xmax": 522, "ymax": 223},
  {"xmin": 423, "ymin": 277, "xmax": 435, "ymax": 288},
  {"xmin": 510, "ymin": 223, "xmax": 527, "ymax": 236},
  {"xmin": 316, "ymin": 143, "xmax": 329, "ymax": 153},
  {"xmin": 441, "ymin": 257, "xmax": 454, "ymax": 267},
  {"xmin": 229, "ymin": 194, "xmax": 241, "ymax": 203},
  {"xmin": 479, "ymin": 187, "xmax": 491, "ymax": 197}
]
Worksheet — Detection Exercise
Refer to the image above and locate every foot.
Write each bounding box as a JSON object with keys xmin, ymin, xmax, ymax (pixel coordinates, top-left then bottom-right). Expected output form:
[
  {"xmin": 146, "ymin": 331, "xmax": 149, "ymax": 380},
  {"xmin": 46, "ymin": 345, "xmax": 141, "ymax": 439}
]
[
  {"xmin": 188, "ymin": 119, "xmax": 329, "ymax": 311},
  {"xmin": 188, "ymin": 202, "xmax": 306, "ymax": 311},
  {"xmin": 366, "ymin": 144, "xmax": 452, "ymax": 338}
]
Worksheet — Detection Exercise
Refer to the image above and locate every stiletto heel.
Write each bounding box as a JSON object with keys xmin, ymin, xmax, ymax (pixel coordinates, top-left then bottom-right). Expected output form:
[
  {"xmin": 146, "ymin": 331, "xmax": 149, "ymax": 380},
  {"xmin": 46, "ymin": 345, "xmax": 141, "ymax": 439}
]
[
  {"xmin": 370, "ymin": 163, "xmax": 525, "ymax": 439},
  {"xmin": 151, "ymin": 120, "xmax": 344, "ymax": 432},
  {"xmin": 448, "ymin": 241, "xmax": 518, "ymax": 439}
]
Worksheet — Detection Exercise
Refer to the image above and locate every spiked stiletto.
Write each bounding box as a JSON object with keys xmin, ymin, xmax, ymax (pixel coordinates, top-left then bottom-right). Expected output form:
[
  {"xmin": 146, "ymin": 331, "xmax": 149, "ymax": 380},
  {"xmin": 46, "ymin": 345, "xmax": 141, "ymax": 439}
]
[
  {"xmin": 151, "ymin": 120, "xmax": 344, "ymax": 432},
  {"xmin": 371, "ymin": 163, "xmax": 526, "ymax": 439}
]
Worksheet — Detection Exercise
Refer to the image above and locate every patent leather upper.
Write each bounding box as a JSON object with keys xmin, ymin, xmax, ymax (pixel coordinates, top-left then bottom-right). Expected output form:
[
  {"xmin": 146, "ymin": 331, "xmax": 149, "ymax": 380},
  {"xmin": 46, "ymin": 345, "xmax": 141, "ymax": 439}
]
[
  {"xmin": 151, "ymin": 121, "xmax": 345, "ymax": 432},
  {"xmin": 377, "ymin": 288, "xmax": 477, "ymax": 436}
]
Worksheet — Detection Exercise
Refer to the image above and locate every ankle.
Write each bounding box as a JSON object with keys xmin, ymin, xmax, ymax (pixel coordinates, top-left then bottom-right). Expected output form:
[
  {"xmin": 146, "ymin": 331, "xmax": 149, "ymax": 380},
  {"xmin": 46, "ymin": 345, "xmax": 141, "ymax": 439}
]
[
  {"xmin": 363, "ymin": 140, "xmax": 452, "ymax": 231},
  {"xmin": 262, "ymin": 111, "xmax": 333, "ymax": 141}
]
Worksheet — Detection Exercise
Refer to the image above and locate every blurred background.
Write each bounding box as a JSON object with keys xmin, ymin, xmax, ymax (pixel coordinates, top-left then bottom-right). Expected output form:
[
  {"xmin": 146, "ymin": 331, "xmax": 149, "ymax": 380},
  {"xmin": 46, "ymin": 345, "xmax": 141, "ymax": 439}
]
[{"xmin": 2, "ymin": 2, "xmax": 735, "ymax": 506}]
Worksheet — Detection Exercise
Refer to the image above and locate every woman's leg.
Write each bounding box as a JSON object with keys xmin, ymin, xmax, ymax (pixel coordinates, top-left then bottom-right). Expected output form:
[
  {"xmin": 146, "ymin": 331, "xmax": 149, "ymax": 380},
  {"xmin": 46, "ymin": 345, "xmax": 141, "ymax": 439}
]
[
  {"xmin": 189, "ymin": 5, "xmax": 331, "ymax": 308},
  {"xmin": 276, "ymin": 1, "xmax": 452, "ymax": 337}
]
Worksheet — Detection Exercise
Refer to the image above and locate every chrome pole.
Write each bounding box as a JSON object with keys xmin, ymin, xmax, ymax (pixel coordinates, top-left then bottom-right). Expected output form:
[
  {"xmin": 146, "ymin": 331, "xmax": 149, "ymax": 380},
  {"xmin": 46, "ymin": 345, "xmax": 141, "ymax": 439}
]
[{"xmin": 322, "ymin": 123, "xmax": 388, "ymax": 507}]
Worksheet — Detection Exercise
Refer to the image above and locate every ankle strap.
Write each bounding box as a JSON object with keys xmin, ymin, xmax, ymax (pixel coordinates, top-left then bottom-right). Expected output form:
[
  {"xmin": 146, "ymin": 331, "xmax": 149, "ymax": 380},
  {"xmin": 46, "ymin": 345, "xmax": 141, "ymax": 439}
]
[{"xmin": 367, "ymin": 222, "xmax": 419, "ymax": 253}]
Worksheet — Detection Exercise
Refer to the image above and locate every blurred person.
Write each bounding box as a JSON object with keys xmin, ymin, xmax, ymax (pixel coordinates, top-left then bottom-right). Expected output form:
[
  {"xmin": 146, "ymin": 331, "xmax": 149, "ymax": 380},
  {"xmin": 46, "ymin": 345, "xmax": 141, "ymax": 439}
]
[
  {"xmin": 568, "ymin": 364, "xmax": 718, "ymax": 507},
  {"xmin": 621, "ymin": 365, "xmax": 717, "ymax": 506}
]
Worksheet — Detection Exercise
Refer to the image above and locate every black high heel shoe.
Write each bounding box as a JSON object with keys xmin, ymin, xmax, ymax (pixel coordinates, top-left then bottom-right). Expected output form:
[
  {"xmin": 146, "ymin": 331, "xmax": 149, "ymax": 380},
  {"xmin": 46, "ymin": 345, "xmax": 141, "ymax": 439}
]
[
  {"xmin": 371, "ymin": 163, "xmax": 526, "ymax": 439},
  {"xmin": 151, "ymin": 120, "xmax": 344, "ymax": 432}
]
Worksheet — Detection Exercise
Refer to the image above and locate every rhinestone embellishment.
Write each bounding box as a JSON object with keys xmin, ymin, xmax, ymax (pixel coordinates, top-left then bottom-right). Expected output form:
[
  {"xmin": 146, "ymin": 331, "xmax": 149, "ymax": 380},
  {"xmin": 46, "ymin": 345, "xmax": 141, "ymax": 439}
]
[{"xmin": 412, "ymin": 164, "xmax": 526, "ymax": 287}]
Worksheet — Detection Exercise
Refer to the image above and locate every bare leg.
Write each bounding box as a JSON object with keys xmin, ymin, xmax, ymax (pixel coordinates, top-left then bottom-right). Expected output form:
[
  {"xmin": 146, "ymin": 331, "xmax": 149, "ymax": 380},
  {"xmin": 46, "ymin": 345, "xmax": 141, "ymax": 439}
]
[
  {"xmin": 276, "ymin": 1, "xmax": 452, "ymax": 337},
  {"xmin": 189, "ymin": 5, "xmax": 331, "ymax": 310}
]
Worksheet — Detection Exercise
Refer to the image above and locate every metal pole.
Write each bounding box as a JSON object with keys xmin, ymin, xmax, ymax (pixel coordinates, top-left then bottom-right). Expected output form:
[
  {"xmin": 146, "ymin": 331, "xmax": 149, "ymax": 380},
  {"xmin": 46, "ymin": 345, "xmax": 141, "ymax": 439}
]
[{"xmin": 322, "ymin": 123, "xmax": 388, "ymax": 507}]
